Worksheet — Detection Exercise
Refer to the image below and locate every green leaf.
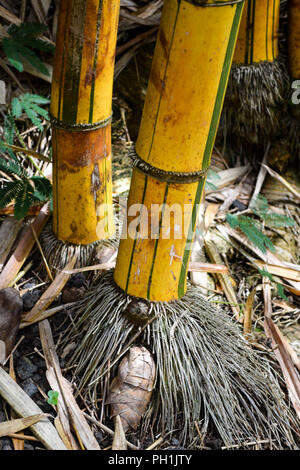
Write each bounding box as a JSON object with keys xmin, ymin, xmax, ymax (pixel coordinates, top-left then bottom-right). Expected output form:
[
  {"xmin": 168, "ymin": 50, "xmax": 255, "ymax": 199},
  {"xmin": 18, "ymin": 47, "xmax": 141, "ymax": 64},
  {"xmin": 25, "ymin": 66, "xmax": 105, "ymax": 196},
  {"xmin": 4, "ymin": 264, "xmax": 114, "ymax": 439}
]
[
  {"xmin": 2, "ymin": 38, "xmax": 24, "ymax": 72},
  {"xmin": 4, "ymin": 113, "xmax": 15, "ymax": 145},
  {"xmin": 18, "ymin": 44, "xmax": 50, "ymax": 76},
  {"xmin": 2, "ymin": 22, "xmax": 54, "ymax": 76},
  {"xmin": 23, "ymin": 104, "xmax": 43, "ymax": 130},
  {"xmin": 206, "ymin": 169, "xmax": 221, "ymax": 191},
  {"xmin": 263, "ymin": 212, "xmax": 295, "ymax": 229},
  {"xmin": 226, "ymin": 214, "xmax": 275, "ymax": 254},
  {"xmin": 207, "ymin": 169, "xmax": 221, "ymax": 181},
  {"xmin": 11, "ymin": 97, "xmax": 23, "ymax": 118},
  {"xmin": 0, "ymin": 180, "xmax": 23, "ymax": 208},
  {"xmin": 276, "ymin": 283, "xmax": 289, "ymax": 301},
  {"xmin": 226, "ymin": 213, "xmax": 240, "ymax": 229},
  {"xmin": 252, "ymin": 194, "xmax": 295, "ymax": 228},
  {"xmin": 31, "ymin": 176, "xmax": 52, "ymax": 199},
  {"xmin": 10, "ymin": 93, "xmax": 49, "ymax": 130},
  {"xmin": 47, "ymin": 390, "xmax": 59, "ymax": 406},
  {"xmin": 257, "ymin": 267, "xmax": 273, "ymax": 282},
  {"xmin": 0, "ymin": 158, "xmax": 27, "ymax": 177},
  {"xmin": 14, "ymin": 180, "xmax": 34, "ymax": 219},
  {"xmin": 25, "ymin": 94, "xmax": 50, "ymax": 104}
]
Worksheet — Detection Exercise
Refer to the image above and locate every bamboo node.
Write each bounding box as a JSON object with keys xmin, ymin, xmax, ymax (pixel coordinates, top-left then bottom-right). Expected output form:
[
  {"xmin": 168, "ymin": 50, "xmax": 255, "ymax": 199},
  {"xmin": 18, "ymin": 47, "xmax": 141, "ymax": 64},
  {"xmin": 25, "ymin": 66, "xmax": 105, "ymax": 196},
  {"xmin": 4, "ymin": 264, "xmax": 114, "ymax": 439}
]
[
  {"xmin": 50, "ymin": 114, "xmax": 113, "ymax": 132},
  {"xmin": 185, "ymin": 0, "xmax": 244, "ymax": 6},
  {"xmin": 130, "ymin": 150, "xmax": 211, "ymax": 184}
]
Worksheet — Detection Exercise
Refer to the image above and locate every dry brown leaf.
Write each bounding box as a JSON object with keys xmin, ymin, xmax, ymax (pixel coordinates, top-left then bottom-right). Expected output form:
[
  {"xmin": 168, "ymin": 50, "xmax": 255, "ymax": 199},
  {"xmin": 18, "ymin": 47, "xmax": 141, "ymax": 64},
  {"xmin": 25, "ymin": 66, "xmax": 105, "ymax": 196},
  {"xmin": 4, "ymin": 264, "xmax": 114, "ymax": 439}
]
[
  {"xmin": 263, "ymin": 282, "xmax": 300, "ymax": 419},
  {"xmin": 107, "ymin": 346, "xmax": 156, "ymax": 431},
  {"xmin": 243, "ymin": 288, "xmax": 256, "ymax": 337},
  {"xmin": 21, "ymin": 256, "xmax": 77, "ymax": 326},
  {"xmin": 204, "ymin": 235, "xmax": 241, "ymax": 322},
  {"xmin": 254, "ymin": 260, "xmax": 300, "ymax": 282},
  {"xmin": 0, "ymin": 366, "xmax": 67, "ymax": 449},
  {"xmin": 39, "ymin": 319, "xmax": 100, "ymax": 450},
  {"xmin": 112, "ymin": 415, "xmax": 127, "ymax": 450},
  {"xmin": 0, "ymin": 204, "xmax": 49, "ymax": 290},
  {"xmin": 62, "ymin": 260, "xmax": 226, "ymax": 275},
  {"xmin": 0, "ymin": 414, "xmax": 46, "ymax": 437},
  {"xmin": 0, "ymin": 217, "xmax": 22, "ymax": 271},
  {"xmin": 206, "ymin": 165, "xmax": 250, "ymax": 194},
  {"xmin": 9, "ymin": 356, "xmax": 25, "ymax": 450},
  {"xmin": 204, "ymin": 203, "xmax": 220, "ymax": 232},
  {"xmin": 221, "ymin": 225, "xmax": 300, "ymax": 294},
  {"xmin": 188, "ymin": 261, "xmax": 228, "ymax": 274},
  {"xmin": 262, "ymin": 164, "xmax": 300, "ymax": 201}
]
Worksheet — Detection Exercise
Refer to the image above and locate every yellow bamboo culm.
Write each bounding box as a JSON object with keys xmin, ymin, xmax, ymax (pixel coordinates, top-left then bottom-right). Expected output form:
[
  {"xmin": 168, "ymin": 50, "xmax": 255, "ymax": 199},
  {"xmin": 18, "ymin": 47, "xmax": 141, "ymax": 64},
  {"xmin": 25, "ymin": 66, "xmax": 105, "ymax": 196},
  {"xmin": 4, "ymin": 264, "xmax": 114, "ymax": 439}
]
[
  {"xmin": 233, "ymin": 0, "xmax": 280, "ymax": 65},
  {"xmin": 288, "ymin": 0, "xmax": 300, "ymax": 160},
  {"xmin": 224, "ymin": 0, "xmax": 285, "ymax": 146},
  {"xmin": 288, "ymin": 0, "xmax": 300, "ymax": 80},
  {"xmin": 113, "ymin": 0, "xmax": 245, "ymax": 302},
  {"xmin": 115, "ymin": 169, "xmax": 205, "ymax": 302},
  {"xmin": 50, "ymin": 0, "xmax": 120, "ymax": 245}
]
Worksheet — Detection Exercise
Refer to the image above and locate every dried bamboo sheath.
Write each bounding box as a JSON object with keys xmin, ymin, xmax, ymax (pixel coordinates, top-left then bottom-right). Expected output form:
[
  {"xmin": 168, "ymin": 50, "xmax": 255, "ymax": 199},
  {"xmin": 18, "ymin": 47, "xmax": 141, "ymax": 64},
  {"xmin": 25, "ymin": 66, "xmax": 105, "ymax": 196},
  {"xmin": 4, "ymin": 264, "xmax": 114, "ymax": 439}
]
[
  {"xmin": 114, "ymin": 0, "xmax": 244, "ymax": 302},
  {"xmin": 224, "ymin": 0, "xmax": 286, "ymax": 145},
  {"xmin": 50, "ymin": 0, "xmax": 120, "ymax": 245}
]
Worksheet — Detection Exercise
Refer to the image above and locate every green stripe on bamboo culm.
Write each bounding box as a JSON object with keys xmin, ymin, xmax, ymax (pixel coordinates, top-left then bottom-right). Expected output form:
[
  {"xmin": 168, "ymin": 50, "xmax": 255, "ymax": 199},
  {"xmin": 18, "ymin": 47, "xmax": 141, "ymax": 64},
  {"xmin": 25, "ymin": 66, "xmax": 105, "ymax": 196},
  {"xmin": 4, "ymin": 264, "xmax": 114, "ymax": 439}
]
[
  {"xmin": 89, "ymin": 0, "xmax": 103, "ymax": 124},
  {"xmin": 146, "ymin": 1, "xmax": 181, "ymax": 162},
  {"xmin": 203, "ymin": 1, "xmax": 244, "ymax": 170},
  {"xmin": 146, "ymin": 182, "xmax": 170, "ymax": 300},
  {"xmin": 177, "ymin": 177, "xmax": 206, "ymax": 298},
  {"xmin": 62, "ymin": 0, "xmax": 87, "ymax": 124},
  {"xmin": 124, "ymin": 174, "xmax": 148, "ymax": 294}
]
